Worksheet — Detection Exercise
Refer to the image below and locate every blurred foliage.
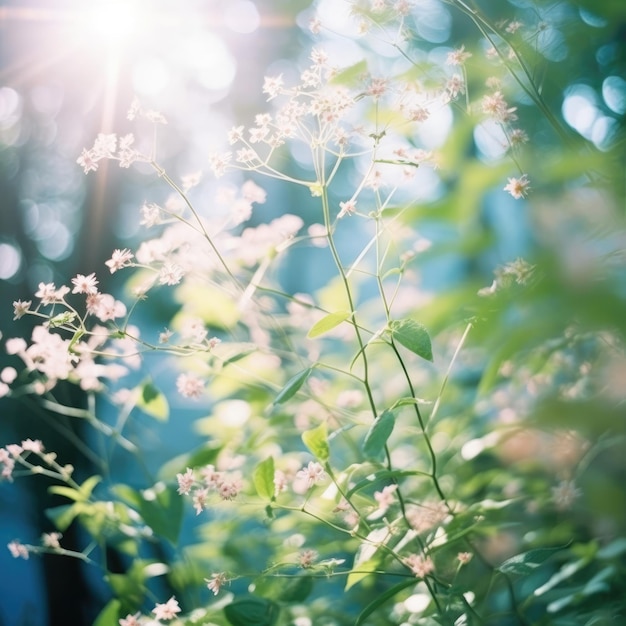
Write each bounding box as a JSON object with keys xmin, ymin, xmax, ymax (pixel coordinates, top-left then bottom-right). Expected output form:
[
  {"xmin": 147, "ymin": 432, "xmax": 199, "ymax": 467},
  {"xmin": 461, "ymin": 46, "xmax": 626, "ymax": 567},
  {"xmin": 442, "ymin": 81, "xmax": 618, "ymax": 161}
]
[{"xmin": 1, "ymin": 0, "xmax": 625, "ymax": 625}]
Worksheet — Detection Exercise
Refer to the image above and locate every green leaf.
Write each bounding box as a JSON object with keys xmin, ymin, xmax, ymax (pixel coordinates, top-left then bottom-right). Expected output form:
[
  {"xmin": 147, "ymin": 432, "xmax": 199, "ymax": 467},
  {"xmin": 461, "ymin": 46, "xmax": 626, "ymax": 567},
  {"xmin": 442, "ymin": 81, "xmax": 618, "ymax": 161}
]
[
  {"xmin": 498, "ymin": 544, "xmax": 568, "ymax": 576},
  {"xmin": 112, "ymin": 484, "xmax": 183, "ymax": 545},
  {"xmin": 389, "ymin": 318, "xmax": 433, "ymax": 362},
  {"xmin": 137, "ymin": 380, "xmax": 169, "ymax": 421},
  {"xmin": 598, "ymin": 537, "xmax": 626, "ymax": 559},
  {"xmin": 330, "ymin": 59, "xmax": 367, "ymax": 86},
  {"xmin": 224, "ymin": 596, "xmax": 279, "ymax": 626},
  {"xmin": 140, "ymin": 485, "xmax": 183, "ymax": 545},
  {"xmin": 363, "ymin": 409, "xmax": 396, "ymax": 458},
  {"xmin": 307, "ymin": 310, "xmax": 352, "ymax": 339},
  {"xmin": 45, "ymin": 503, "xmax": 85, "ymax": 531},
  {"xmin": 355, "ymin": 579, "xmax": 418, "ymax": 625},
  {"xmin": 92, "ymin": 599, "xmax": 121, "ymax": 626},
  {"xmin": 253, "ymin": 457, "xmax": 275, "ymax": 501},
  {"xmin": 534, "ymin": 559, "xmax": 587, "ymax": 596},
  {"xmin": 48, "ymin": 486, "xmax": 84, "ymax": 502},
  {"xmin": 280, "ymin": 575, "xmax": 314, "ymax": 603},
  {"xmin": 273, "ymin": 368, "xmax": 312, "ymax": 405},
  {"xmin": 346, "ymin": 528, "xmax": 387, "ymax": 590},
  {"xmin": 302, "ymin": 422, "xmax": 330, "ymax": 461},
  {"xmin": 345, "ymin": 557, "xmax": 378, "ymax": 591},
  {"xmin": 346, "ymin": 469, "xmax": 430, "ymax": 498}
]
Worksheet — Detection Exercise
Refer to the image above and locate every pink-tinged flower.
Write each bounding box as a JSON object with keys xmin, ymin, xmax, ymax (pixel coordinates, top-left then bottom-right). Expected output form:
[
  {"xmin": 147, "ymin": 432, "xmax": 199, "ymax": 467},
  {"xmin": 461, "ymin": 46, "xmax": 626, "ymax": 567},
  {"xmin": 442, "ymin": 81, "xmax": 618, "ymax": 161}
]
[
  {"xmin": 503, "ymin": 174, "xmax": 531, "ymax": 199},
  {"xmin": 374, "ymin": 484, "xmax": 398, "ymax": 513},
  {"xmin": 5, "ymin": 337, "xmax": 27, "ymax": 355},
  {"xmin": 506, "ymin": 20, "xmax": 523, "ymax": 34},
  {"xmin": 192, "ymin": 487, "xmax": 210, "ymax": 515},
  {"xmin": 218, "ymin": 477, "xmax": 242, "ymax": 501},
  {"xmin": 71, "ymin": 273, "xmax": 99, "ymax": 295},
  {"xmin": 338, "ymin": 199, "xmax": 356, "ymax": 218},
  {"xmin": 249, "ymin": 126, "xmax": 269, "ymax": 143},
  {"xmin": 298, "ymin": 549, "xmax": 318, "ymax": 568},
  {"xmin": 8, "ymin": 540, "xmax": 29, "ymax": 560},
  {"xmin": 296, "ymin": 461, "xmax": 327, "ymax": 489},
  {"xmin": 176, "ymin": 468, "xmax": 195, "ymax": 495},
  {"xmin": 87, "ymin": 293, "xmax": 127, "ymax": 321},
  {"xmin": 457, "ymin": 551, "xmax": 473, "ymax": 565},
  {"xmin": 21, "ymin": 439, "xmax": 44, "ymax": 454},
  {"xmin": 394, "ymin": 0, "xmax": 411, "ymax": 16},
  {"xmin": 482, "ymin": 91, "xmax": 517, "ymax": 122},
  {"xmin": 263, "ymin": 74, "xmax": 284, "ymax": 100},
  {"xmin": 200, "ymin": 464, "xmax": 223, "ymax": 487},
  {"xmin": 105, "ymin": 248, "xmax": 134, "ymax": 273},
  {"xmin": 552, "ymin": 480, "xmax": 581, "ymax": 510},
  {"xmin": 127, "ymin": 97, "xmax": 141, "ymax": 120},
  {"xmin": 1, "ymin": 367, "xmax": 16, "ymax": 384},
  {"xmin": 92, "ymin": 133, "xmax": 117, "ymax": 158},
  {"xmin": 309, "ymin": 18, "xmax": 321, "ymax": 34},
  {"xmin": 119, "ymin": 613, "xmax": 141, "ymax": 626},
  {"xmin": 367, "ymin": 77, "xmax": 388, "ymax": 99},
  {"xmin": 509, "ymin": 128, "xmax": 529, "ymax": 146},
  {"xmin": 152, "ymin": 596, "xmax": 181, "ymax": 621},
  {"xmin": 145, "ymin": 109, "xmax": 167, "ymax": 124},
  {"xmin": 446, "ymin": 74, "xmax": 466, "ymax": 98},
  {"xmin": 227, "ymin": 125, "xmax": 244, "ymax": 144},
  {"xmin": 404, "ymin": 553, "xmax": 434, "ymax": 578},
  {"xmin": 6, "ymin": 444, "xmax": 23, "ymax": 458},
  {"xmin": 206, "ymin": 572, "xmax": 228, "ymax": 595},
  {"xmin": 158, "ymin": 263, "xmax": 184, "ymax": 286},
  {"xmin": 12, "ymin": 300, "xmax": 31, "ymax": 320},
  {"xmin": 176, "ymin": 372, "xmax": 205, "ymax": 399},
  {"xmin": 310, "ymin": 47, "xmax": 328, "ymax": 66},
  {"xmin": 140, "ymin": 202, "xmax": 162, "ymax": 227},
  {"xmin": 77, "ymin": 149, "xmax": 99, "ymax": 174},
  {"xmin": 41, "ymin": 532, "xmax": 62, "ymax": 549},
  {"xmin": 273, "ymin": 469, "xmax": 288, "ymax": 497},
  {"xmin": 159, "ymin": 328, "xmax": 173, "ymax": 344},
  {"xmin": 446, "ymin": 45, "xmax": 472, "ymax": 66},
  {"xmin": 242, "ymin": 180, "xmax": 267, "ymax": 204},
  {"xmin": 35, "ymin": 282, "xmax": 69, "ymax": 305},
  {"xmin": 208, "ymin": 152, "xmax": 232, "ymax": 177}
]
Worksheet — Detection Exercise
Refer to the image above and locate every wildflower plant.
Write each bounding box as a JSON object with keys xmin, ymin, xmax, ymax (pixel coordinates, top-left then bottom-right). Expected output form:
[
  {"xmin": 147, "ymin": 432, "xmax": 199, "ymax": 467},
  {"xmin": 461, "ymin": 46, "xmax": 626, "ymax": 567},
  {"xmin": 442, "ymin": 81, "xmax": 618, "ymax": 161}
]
[{"xmin": 2, "ymin": 1, "xmax": 625, "ymax": 625}]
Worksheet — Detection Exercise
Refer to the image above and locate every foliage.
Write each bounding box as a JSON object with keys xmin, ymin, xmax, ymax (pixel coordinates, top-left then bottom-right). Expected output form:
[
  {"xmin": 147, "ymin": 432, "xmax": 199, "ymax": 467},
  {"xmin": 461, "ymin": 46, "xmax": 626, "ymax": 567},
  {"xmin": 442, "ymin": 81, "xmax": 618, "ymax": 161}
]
[{"xmin": 2, "ymin": 1, "xmax": 625, "ymax": 625}]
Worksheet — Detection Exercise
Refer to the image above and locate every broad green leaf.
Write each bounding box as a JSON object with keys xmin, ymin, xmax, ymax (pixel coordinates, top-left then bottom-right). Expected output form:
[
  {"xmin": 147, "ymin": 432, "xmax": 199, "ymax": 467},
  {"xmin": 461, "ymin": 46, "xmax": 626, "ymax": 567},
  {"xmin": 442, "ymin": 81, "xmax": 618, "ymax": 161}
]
[
  {"xmin": 307, "ymin": 310, "xmax": 351, "ymax": 339},
  {"xmin": 92, "ymin": 599, "xmax": 121, "ymax": 626},
  {"xmin": 137, "ymin": 381, "xmax": 169, "ymax": 421},
  {"xmin": 498, "ymin": 544, "xmax": 568, "ymax": 576},
  {"xmin": 48, "ymin": 486, "xmax": 84, "ymax": 502},
  {"xmin": 45, "ymin": 503, "xmax": 84, "ymax": 531},
  {"xmin": 389, "ymin": 319, "xmax": 433, "ymax": 362},
  {"xmin": 363, "ymin": 409, "xmax": 396, "ymax": 458},
  {"xmin": 345, "ymin": 557, "xmax": 378, "ymax": 591},
  {"xmin": 224, "ymin": 596, "xmax": 279, "ymax": 626},
  {"xmin": 280, "ymin": 575, "xmax": 314, "ymax": 603},
  {"xmin": 330, "ymin": 59, "xmax": 367, "ymax": 86},
  {"xmin": 302, "ymin": 422, "xmax": 330, "ymax": 461},
  {"xmin": 112, "ymin": 484, "xmax": 183, "ymax": 545},
  {"xmin": 534, "ymin": 559, "xmax": 586, "ymax": 596},
  {"xmin": 138, "ymin": 485, "xmax": 184, "ymax": 545},
  {"xmin": 346, "ymin": 528, "xmax": 387, "ymax": 590},
  {"xmin": 273, "ymin": 367, "xmax": 311, "ymax": 405},
  {"xmin": 346, "ymin": 469, "xmax": 430, "ymax": 498},
  {"xmin": 253, "ymin": 457, "xmax": 275, "ymax": 501},
  {"xmin": 355, "ymin": 579, "xmax": 417, "ymax": 625},
  {"xmin": 48, "ymin": 475, "xmax": 101, "ymax": 502},
  {"xmin": 598, "ymin": 537, "xmax": 626, "ymax": 559}
]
